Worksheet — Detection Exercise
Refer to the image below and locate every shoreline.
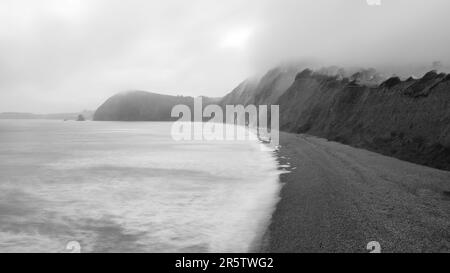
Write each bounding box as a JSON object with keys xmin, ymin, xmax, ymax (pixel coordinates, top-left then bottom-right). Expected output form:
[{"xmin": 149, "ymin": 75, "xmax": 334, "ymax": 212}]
[{"xmin": 260, "ymin": 132, "xmax": 450, "ymax": 253}]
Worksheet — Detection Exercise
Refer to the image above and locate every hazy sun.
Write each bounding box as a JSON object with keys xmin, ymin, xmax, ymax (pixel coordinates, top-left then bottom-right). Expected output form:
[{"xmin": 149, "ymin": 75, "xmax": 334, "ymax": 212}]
[
  {"xmin": 220, "ymin": 27, "xmax": 253, "ymax": 50},
  {"xmin": 49, "ymin": 0, "xmax": 83, "ymax": 21}
]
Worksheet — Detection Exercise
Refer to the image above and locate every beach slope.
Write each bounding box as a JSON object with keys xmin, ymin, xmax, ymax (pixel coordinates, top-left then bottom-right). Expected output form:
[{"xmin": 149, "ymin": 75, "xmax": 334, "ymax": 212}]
[{"xmin": 263, "ymin": 132, "xmax": 450, "ymax": 253}]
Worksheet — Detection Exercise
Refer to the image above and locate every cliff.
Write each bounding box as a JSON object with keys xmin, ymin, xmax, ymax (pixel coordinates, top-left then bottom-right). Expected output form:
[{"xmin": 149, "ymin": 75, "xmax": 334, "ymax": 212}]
[
  {"xmin": 220, "ymin": 65, "xmax": 301, "ymax": 107},
  {"xmin": 93, "ymin": 90, "xmax": 220, "ymax": 121},
  {"xmin": 276, "ymin": 69, "xmax": 450, "ymax": 170},
  {"xmin": 93, "ymin": 91, "xmax": 195, "ymax": 121},
  {"xmin": 220, "ymin": 66, "xmax": 450, "ymax": 170}
]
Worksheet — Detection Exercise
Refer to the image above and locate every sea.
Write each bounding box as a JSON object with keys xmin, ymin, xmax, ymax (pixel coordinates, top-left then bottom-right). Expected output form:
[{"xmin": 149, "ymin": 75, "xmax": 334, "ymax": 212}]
[{"xmin": 0, "ymin": 120, "xmax": 282, "ymax": 253}]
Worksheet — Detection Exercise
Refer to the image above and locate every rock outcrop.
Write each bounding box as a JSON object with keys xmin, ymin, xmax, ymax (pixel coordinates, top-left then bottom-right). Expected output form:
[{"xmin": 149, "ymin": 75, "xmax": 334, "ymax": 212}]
[{"xmin": 77, "ymin": 114, "xmax": 85, "ymax": 121}]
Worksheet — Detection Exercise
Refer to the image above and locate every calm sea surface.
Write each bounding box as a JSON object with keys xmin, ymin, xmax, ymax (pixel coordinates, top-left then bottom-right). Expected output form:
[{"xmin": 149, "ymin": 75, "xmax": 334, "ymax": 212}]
[{"xmin": 0, "ymin": 120, "xmax": 281, "ymax": 253}]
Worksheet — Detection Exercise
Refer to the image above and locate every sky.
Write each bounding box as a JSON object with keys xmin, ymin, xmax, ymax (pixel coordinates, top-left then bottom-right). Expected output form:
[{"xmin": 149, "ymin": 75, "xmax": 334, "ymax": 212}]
[{"xmin": 1, "ymin": 0, "xmax": 450, "ymax": 113}]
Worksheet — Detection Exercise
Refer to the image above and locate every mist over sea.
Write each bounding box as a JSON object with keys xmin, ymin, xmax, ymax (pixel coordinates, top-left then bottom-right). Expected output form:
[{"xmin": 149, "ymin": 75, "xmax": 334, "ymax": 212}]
[{"xmin": 0, "ymin": 120, "xmax": 281, "ymax": 253}]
